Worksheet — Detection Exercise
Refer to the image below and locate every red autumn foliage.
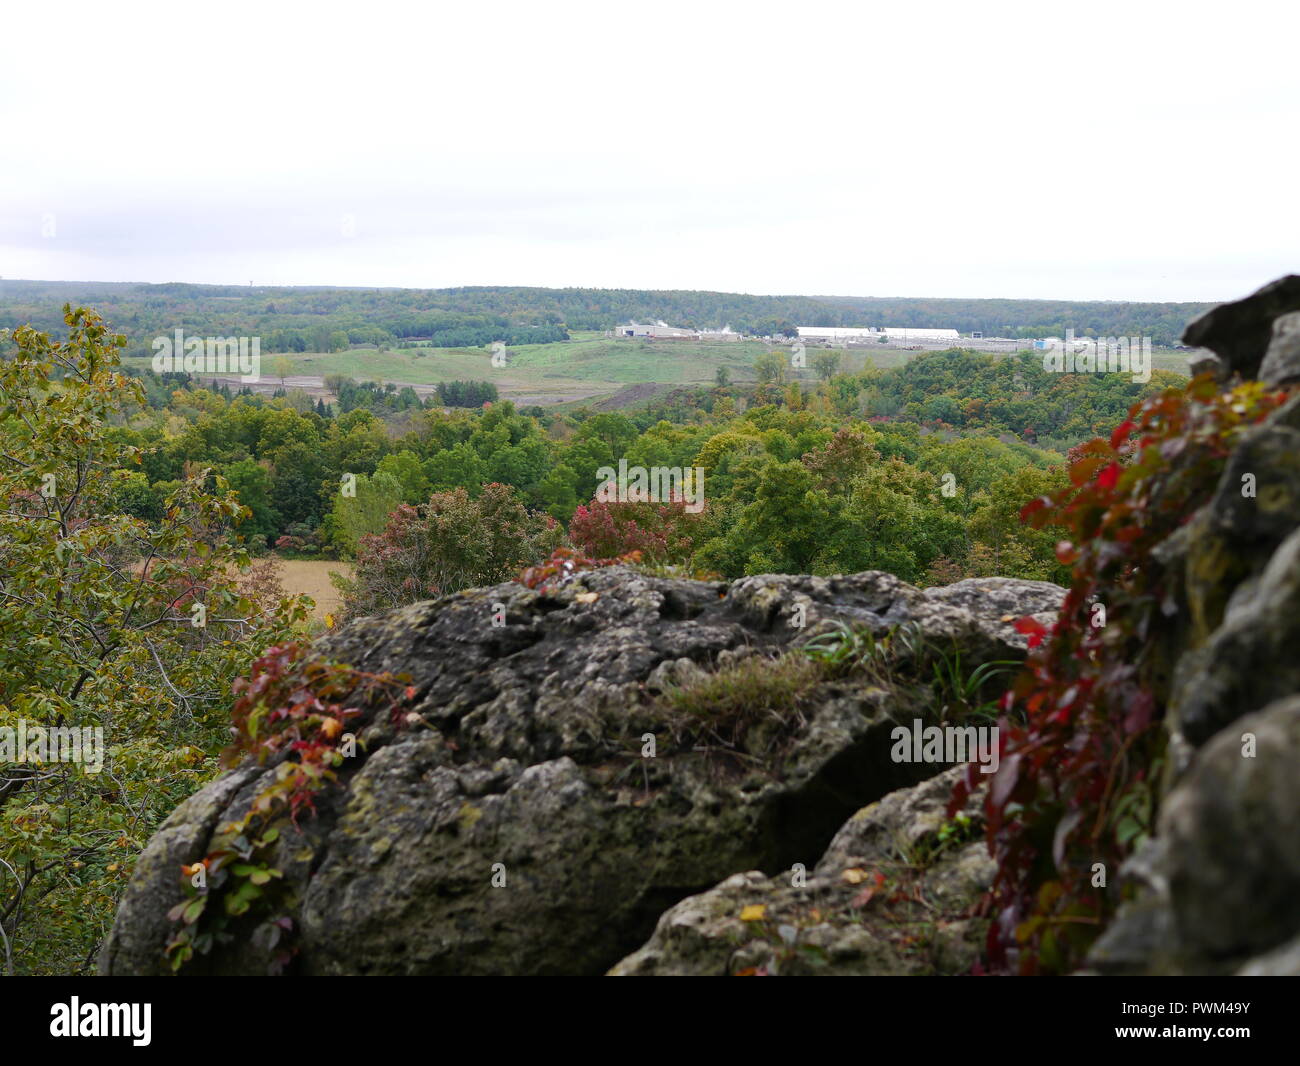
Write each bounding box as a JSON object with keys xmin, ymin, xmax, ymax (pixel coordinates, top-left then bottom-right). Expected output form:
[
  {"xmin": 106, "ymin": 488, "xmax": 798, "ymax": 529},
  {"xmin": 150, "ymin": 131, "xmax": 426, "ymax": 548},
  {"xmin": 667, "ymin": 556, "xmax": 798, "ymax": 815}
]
[
  {"xmin": 567, "ymin": 497, "xmax": 701, "ymax": 564},
  {"xmin": 951, "ymin": 374, "xmax": 1292, "ymax": 974}
]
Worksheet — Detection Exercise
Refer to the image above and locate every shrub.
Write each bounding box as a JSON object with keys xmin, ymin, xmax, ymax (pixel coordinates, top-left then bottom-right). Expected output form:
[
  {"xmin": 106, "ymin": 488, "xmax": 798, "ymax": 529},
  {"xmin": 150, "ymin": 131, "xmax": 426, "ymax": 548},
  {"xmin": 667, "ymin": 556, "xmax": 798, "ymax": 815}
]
[
  {"xmin": 568, "ymin": 498, "xmax": 701, "ymax": 564},
  {"xmin": 341, "ymin": 483, "xmax": 561, "ymax": 617}
]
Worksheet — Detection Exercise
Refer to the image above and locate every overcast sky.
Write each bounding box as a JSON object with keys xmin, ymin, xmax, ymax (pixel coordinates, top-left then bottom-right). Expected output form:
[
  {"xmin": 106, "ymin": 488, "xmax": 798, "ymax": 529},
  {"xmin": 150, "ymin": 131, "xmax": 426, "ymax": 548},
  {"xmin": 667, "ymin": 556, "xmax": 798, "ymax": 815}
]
[{"xmin": 1, "ymin": 1, "xmax": 1296, "ymax": 302}]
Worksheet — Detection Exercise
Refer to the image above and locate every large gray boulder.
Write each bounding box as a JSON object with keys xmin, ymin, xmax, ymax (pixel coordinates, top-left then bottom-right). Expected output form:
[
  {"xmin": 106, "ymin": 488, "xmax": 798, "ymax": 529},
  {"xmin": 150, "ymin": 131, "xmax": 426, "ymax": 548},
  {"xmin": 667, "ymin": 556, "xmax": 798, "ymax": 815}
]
[
  {"xmin": 1088, "ymin": 696, "xmax": 1300, "ymax": 975},
  {"xmin": 1155, "ymin": 393, "xmax": 1300, "ymax": 746},
  {"xmin": 1182, "ymin": 274, "xmax": 1300, "ymax": 381},
  {"xmin": 609, "ymin": 766, "xmax": 994, "ymax": 976},
  {"xmin": 1260, "ymin": 310, "xmax": 1300, "ymax": 386},
  {"xmin": 100, "ymin": 568, "xmax": 1061, "ymax": 976},
  {"xmin": 1172, "ymin": 527, "xmax": 1300, "ymax": 745}
]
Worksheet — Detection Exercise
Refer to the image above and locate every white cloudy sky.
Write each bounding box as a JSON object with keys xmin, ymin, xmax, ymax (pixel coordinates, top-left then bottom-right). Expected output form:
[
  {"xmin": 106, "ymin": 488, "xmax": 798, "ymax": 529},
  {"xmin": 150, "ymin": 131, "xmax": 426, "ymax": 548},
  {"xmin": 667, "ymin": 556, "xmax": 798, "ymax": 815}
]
[{"xmin": 1, "ymin": 0, "xmax": 1296, "ymax": 301}]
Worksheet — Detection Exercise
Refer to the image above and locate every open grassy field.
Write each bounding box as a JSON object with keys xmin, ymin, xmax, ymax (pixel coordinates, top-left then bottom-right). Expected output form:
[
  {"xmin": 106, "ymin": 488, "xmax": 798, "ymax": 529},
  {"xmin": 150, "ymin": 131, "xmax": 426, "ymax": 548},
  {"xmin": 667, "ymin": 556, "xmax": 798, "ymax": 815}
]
[
  {"xmin": 121, "ymin": 335, "xmax": 770, "ymax": 406},
  {"xmin": 123, "ymin": 336, "xmax": 1194, "ymax": 409},
  {"xmin": 264, "ymin": 558, "xmax": 352, "ymax": 620}
]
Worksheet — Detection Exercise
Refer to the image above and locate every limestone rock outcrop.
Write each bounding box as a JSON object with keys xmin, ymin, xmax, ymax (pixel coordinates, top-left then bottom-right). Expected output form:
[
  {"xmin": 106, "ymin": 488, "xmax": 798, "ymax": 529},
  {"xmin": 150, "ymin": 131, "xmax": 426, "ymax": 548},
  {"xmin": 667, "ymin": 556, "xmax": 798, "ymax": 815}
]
[{"xmin": 100, "ymin": 570, "xmax": 1059, "ymax": 976}]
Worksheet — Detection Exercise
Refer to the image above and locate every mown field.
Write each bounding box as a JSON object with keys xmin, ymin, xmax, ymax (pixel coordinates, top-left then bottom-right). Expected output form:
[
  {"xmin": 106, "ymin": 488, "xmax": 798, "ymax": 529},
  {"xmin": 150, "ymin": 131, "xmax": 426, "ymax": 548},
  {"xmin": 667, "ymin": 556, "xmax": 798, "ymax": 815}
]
[
  {"xmin": 122, "ymin": 332, "xmax": 1194, "ymax": 408},
  {"xmin": 260, "ymin": 558, "xmax": 352, "ymax": 621}
]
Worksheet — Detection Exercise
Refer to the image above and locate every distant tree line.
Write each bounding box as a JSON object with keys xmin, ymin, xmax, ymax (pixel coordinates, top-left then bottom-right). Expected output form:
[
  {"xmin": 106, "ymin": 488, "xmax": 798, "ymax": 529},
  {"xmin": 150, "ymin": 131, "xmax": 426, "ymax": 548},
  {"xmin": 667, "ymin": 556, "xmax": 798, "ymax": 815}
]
[
  {"xmin": 0, "ymin": 280, "xmax": 1216, "ymax": 353},
  {"xmin": 403, "ymin": 324, "xmax": 568, "ymax": 348}
]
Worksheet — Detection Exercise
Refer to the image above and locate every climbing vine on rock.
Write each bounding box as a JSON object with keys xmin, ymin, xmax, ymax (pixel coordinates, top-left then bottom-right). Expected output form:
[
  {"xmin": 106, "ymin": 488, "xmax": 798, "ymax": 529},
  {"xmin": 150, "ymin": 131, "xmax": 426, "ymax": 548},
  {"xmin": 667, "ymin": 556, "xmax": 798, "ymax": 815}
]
[
  {"xmin": 951, "ymin": 374, "xmax": 1292, "ymax": 975},
  {"xmin": 164, "ymin": 643, "xmax": 413, "ymax": 973}
]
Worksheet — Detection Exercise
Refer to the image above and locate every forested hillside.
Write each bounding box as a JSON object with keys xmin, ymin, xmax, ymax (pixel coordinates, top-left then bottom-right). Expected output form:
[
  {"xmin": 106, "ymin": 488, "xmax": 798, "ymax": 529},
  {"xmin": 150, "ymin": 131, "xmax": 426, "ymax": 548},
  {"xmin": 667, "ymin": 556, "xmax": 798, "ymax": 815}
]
[{"xmin": 0, "ymin": 280, "xmax": 1214, "ymax": 354}]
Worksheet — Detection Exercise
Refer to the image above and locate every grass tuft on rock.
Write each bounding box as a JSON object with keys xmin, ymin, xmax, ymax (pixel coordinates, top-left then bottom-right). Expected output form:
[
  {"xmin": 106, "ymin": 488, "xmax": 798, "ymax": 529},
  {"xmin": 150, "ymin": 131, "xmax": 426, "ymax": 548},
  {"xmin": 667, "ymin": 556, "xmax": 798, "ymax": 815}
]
[{"xmin": 659, "ymin": 652, "xmax": 825, "ymax": 757}]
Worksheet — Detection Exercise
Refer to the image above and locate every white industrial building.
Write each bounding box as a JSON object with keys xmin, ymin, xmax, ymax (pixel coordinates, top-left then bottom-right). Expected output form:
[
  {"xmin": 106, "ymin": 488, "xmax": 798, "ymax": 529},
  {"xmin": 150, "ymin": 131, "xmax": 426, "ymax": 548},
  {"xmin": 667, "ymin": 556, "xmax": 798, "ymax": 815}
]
[
  {"xmin": 882, "ymin": 327, "xmax": 961, "ymax": 341},
  {"xmin": 611, "ymin": 321, "xmax": 699, "ymax": 340},
  {"xmin": 796, "ymin": 326, "xmax": 961, "ymax": 342},
  {"xmin": 795, "ymin": 327, "xmax": 878, "ymax": 341}
]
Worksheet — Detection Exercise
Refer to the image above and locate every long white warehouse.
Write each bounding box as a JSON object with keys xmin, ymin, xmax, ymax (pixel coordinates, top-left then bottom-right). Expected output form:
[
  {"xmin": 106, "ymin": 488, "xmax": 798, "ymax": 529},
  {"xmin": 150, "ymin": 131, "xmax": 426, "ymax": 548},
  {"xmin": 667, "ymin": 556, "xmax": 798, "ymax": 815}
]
[{"xmin": 796, "ymin": 326, "xmax": 961, "ymax": 341}]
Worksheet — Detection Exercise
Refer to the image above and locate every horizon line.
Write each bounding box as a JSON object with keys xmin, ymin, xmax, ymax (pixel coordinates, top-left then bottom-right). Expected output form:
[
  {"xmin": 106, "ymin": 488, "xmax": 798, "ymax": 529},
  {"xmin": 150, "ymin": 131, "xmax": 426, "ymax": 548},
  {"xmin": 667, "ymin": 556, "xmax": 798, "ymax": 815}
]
[{"xmin": 0, "ymin": 277, "xmax": 1224, "ymax": 307}]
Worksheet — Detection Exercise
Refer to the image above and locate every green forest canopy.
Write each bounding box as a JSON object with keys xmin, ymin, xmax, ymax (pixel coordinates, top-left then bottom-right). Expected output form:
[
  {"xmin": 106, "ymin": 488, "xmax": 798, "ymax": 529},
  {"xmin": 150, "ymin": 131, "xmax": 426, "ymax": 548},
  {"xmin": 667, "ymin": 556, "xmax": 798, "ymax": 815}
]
[{"xmin": 0, "ymin": 280, "xmax": 1214, "ymax": 355}]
